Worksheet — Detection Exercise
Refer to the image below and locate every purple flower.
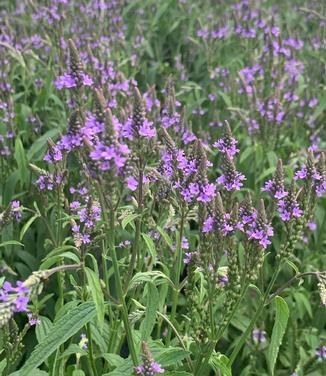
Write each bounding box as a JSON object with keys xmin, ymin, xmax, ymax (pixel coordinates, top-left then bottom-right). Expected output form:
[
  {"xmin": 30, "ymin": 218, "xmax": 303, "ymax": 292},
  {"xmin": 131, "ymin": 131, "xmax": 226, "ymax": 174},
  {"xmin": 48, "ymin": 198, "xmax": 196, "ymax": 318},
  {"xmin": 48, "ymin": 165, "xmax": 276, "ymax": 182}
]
[
  {"xmin": 277, "ymin": 197, "xmax": 302, "ymax": 222},
  {"xmin": 28, "ymin": 313, "xmax": 41, "ymax": 326},
  {"xmin": 11, "ymin": 200, "xmax": 22, "ymax": 220},
  {"xmin": 54, "ymin": 73, "xmax": 76, "ymax": 90},
  {"xmin": 218, "ymin": 274, "xmax": 228, "ymax": 286},
  {"xmin": 119, "ymin": 240, "xmax": 131, "ymax": 248},
  {"xmin": 217, "ymin": 152, "xmax": 246, "ymax": 191},
  {"xmin": 81, "ymin": 73, "xmax": 93, "ymax": 86},
  {"xmin": 203, "ymin": 216, "xmax": 215, "ymax": 233},
  {"xmin": 252, "ymin": 329, "xmax": 267, "ymax": 343},
  {"xmin": 221, "ymin": 213, "xmax": 243, "ymax": 235},
  {"xmin": 308, "ymin": 98, "xmax": 318, "ymax": 108},
  {"xmin": 307, "ymin": 221, "xmax": 317, "ymax": 231},
  {"xmin": 135, "ymin": 362, "xmax": 164, "ymax": 375},
  {"xmin": 181, "ymin": 237, "xmax": 189, "ymax": 249},
  {"xmin": 246, "ymin": 212, "xmax": 274, "ymax": 249},
  {"xmin": 197, "ymin": 183, "xmax": 216, "ymax": 202},
  {"xmin": 127, "ymin": 176, "xmax": 138, "ymax": 191},
  {"xmin": 294, "ymin": 166, "xmax": 307, "ymax": 180},
  {"xmin": 184, "ymin": 252, "xmax": 194, "ymax": 264},
  {"xmin": 0, "ymin": 280, "xmax": 30, "ymax": 314},
  {"xmin": 217, "ymin": 172, "xmax": 245, "ymax": 191},
  {"xmin": 213, "ymin": 138, "xmax": 239, "ymax": 158},
  {"xmin": 316, "ymin": 346, "xmax": 326, "ymax": 361},
  {"xmin": 80, "ymin": 333, "xmax": 89, "ymax": 350},
  {"xmin": 139, "ymin": 119, "xmax": 156, "ymax": 138},
  {"xmin": 151, "ymin": 362, "xmax": 164, "ymax": 373},
  {"xmin": 70, "ymin": 201, "xmax": 81, "ymax": 210},
  {"xmin": 81, "ymin": 234, "xmax": 91, "ymax": 244},
  {"xmin": 14, "ymin": 296, "xmax": 29, "ymax": 312}
]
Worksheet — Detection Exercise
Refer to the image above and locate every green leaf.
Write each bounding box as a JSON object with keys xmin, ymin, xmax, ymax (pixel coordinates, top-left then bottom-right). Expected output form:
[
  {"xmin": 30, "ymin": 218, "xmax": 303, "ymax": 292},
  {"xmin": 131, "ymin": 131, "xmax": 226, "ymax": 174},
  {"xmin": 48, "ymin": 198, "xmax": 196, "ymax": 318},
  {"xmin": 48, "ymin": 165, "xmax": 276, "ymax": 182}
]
[
  {"xmin": 0, "ymin": 240, "xmax": 24, "ymax": 248},
  {"xmin": 129, "ymin": 271, "xmax": 174, "ymax": 290},
  {"xmin": 142, "ymin": 233, "xmax": 157, "ymax": 262},
  {"xmin": 209, "ymin": 352, "xmax": 232, "ymax": 376},
  {"xmin": 90, "ymin": 323, "xmax": 108, "ymax": 353},
  {"xmin": 257, "ymin": 166, "xmax": 276, "ymax": 183},
  {"xmin": 35, "ymin": 316, "xmax": 53, "ymax": 344},
  {"xmin": 59, "ymin": 344, "xmax": 87, "ymax": 359},
  {"xmin": 20, "ymin": 214, "xmax": 40, "ymax": 240},
  {"xmin": 154, "ymin": 347, "xmax": 191, "ymax": 367},
  {"xmin": 42, "ymin": 245, "xmax": 79, "ymax": 262},
  {"xmin": 140, "ymin": 283, "xmax": 159, "ymax": 340},
  {"xmin": 14, "ymin": 138, "xmax": 29, "ymax": 186},
  {"xmin": 0, "ymin": 359, "xmax": 7, "ymax": 374},
  {"xmin": 239, "ymin": 146, "xmax": 254, "ymax": 164},
  {"xmin": 72, "ymin": 371, "xmax": 85, "ymax": 376},
  {"xmin": 267, "ymin": 151, "xmax": 278, "ymax": 168},
  {"xmin": 218, "ymin": 90, "xmax": 232, "ymax": 107},
  {"xmin": 156, "ymin": 226, "xmax": 173, "ymax": 250},
  {"xmin": 85, "ymin": 267, "xmax": 105, "ymax": 332},
  {"xmin": 40, "ymin": 252, "xmax": 80, "ymax": 269},
  {"xmin": 103, "ymin": 357, "xmax": 133, "ymax": 376},
  {"xmin": 285, "ymin": 260, "xmax": 299, "ymax": 275},
  {"xmin": 100, "ymin": 353, "xmax": 125, "ymax": 368},
  {"xmin": 267, "ymin": 296, "xmax": 290, "ymax": 376},
  {"xmin": 27, "ymin": 129, "xmax": 60, "ymax": 160},
  {"xmin": 121, "ymin": 213, "xmax": 139, "ymax": 229},
  {"xmin": 28, "ymin": 370, "xmax": 48, "ymax": 376},
  {"xmin": 17, "ymin": 302, "xmax": 96, "ymax": 376}
]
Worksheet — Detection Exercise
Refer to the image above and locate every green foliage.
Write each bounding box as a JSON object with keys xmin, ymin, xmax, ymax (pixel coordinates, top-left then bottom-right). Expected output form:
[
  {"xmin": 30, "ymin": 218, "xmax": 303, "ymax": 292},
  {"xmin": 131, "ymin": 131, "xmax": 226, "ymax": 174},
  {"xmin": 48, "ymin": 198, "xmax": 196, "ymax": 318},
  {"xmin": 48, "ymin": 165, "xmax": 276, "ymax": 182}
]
[
  {"xmin": 14, "ymin": 302, "xmax": 96, "ymax": 376},
  {"xmin": 0, "ymin": 1, "xmax": 325, "ymax": 375},
  {"xmin": 267, "ymin": 297, "xmax": 290, "ymax": 375}
]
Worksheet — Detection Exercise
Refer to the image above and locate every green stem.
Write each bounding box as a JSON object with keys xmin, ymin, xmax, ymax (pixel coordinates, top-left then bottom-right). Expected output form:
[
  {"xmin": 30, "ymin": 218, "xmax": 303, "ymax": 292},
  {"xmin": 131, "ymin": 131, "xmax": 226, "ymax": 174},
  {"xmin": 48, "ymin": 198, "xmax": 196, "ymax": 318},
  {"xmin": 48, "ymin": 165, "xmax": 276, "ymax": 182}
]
[
  {"xmin": 109, "ymin": 209, "xmax": 138, "ymax": 365},
  {"xmin": 55, "ymin": 187, "xmax": 64, "ymax": 311},
  {"xmin": 101, "ymin": 238, "xmax": 114, "ymax": 331},
  {"xmin": 97, "ymin": 183, "xmax": 137, "ymax": 364},
  {"xmin": 195, "ymin": 282, "xmax": 250, "ymax": 375},
  {"xmin": 228, "ymin": 264, "xmax": 281, "ymax": 366},
  {"xmin": 79, "ymin": 250, "xmax": 97, "ymax": 376},
  {"xmin": 166, "ymin": 205, "xmax": 185, "ymax": 346},
  {"xmin": 127, "ymin": 163, "xmax": 144, "ymax": 284},
  {"xmin": 86, "ymin": 323, "xmax": 98, "ymax": 376}
]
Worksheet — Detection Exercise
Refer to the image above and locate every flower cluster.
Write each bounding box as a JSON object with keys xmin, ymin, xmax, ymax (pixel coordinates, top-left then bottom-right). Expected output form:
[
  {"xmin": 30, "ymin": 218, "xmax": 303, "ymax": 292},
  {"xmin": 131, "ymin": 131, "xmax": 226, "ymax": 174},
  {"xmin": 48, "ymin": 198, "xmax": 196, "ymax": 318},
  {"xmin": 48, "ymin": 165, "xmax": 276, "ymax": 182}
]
[
  {"xmin": 0, "ymin": 281, "xmax": 30, "ymax": 313},
  {"xmin": 295, "ymin": 153, "xmax": 326, "ymax": 198},
  {"xmin": 277, "ymin": 185, "xmax": 302, "ymax": 222},
  {"xmin": 214, "ymin": 123, "xmax": 245, "ymax": 191},
  {"xmin": 0, "ymin": 200, "xmax": 23, "ymax": 227},
  {"xmin": 54, "ymin": 39, "xmax": 93, "ymax": 90},
  {"xmin": 70, "ymin": 196, "xmax": 101, "ymax": 247},
  {"xmin": 134, "ymin": 342, "xmax": 164, "ymax": 375},
  {"xmin": 217, "ymin": 152, "xmax": 246, "ymax": 191},
  {"xmin": 202, "ymin": 194, "xmax": 243, "ymax": 236},
  {"xmin": 262, "ymin": 160, "xmax": 288, "ymax": 200},
  {"xmin": 246, "ymin": 200, "xmax": 274, "ymax": 249},
  {"xmin": 213, "ymin": 121, "xmax": 239, "ymax": 158},
  {"xmin": 262, "ymin": 160, "xmax": 302, "ymax": 222},
  {"xmin": 36, "ymin": 173, "xmax": 64, "ymax": 191},
  {"xmin": 160, "ymin": 130, "xmax": 216, "ymax": 204}
]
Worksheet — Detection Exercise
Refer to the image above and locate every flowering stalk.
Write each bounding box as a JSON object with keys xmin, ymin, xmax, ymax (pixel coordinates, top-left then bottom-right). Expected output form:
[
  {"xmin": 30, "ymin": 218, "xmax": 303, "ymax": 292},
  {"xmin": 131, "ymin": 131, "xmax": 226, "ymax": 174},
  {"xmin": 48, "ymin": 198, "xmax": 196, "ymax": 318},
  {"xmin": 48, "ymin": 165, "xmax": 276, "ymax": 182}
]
[{"xmin": 127, "ymin": 87, "xmax": 147, "ymax": 283}]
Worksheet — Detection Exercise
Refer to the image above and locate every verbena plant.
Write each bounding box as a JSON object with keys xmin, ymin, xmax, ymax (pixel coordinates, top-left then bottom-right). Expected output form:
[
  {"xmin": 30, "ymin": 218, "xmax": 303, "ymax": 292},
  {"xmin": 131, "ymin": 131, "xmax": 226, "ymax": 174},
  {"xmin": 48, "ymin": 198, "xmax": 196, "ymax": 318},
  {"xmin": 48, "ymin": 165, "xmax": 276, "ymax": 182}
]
[{"xmin": 0, "ymin": 1, "xmax": 325, "ymax": 375}]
